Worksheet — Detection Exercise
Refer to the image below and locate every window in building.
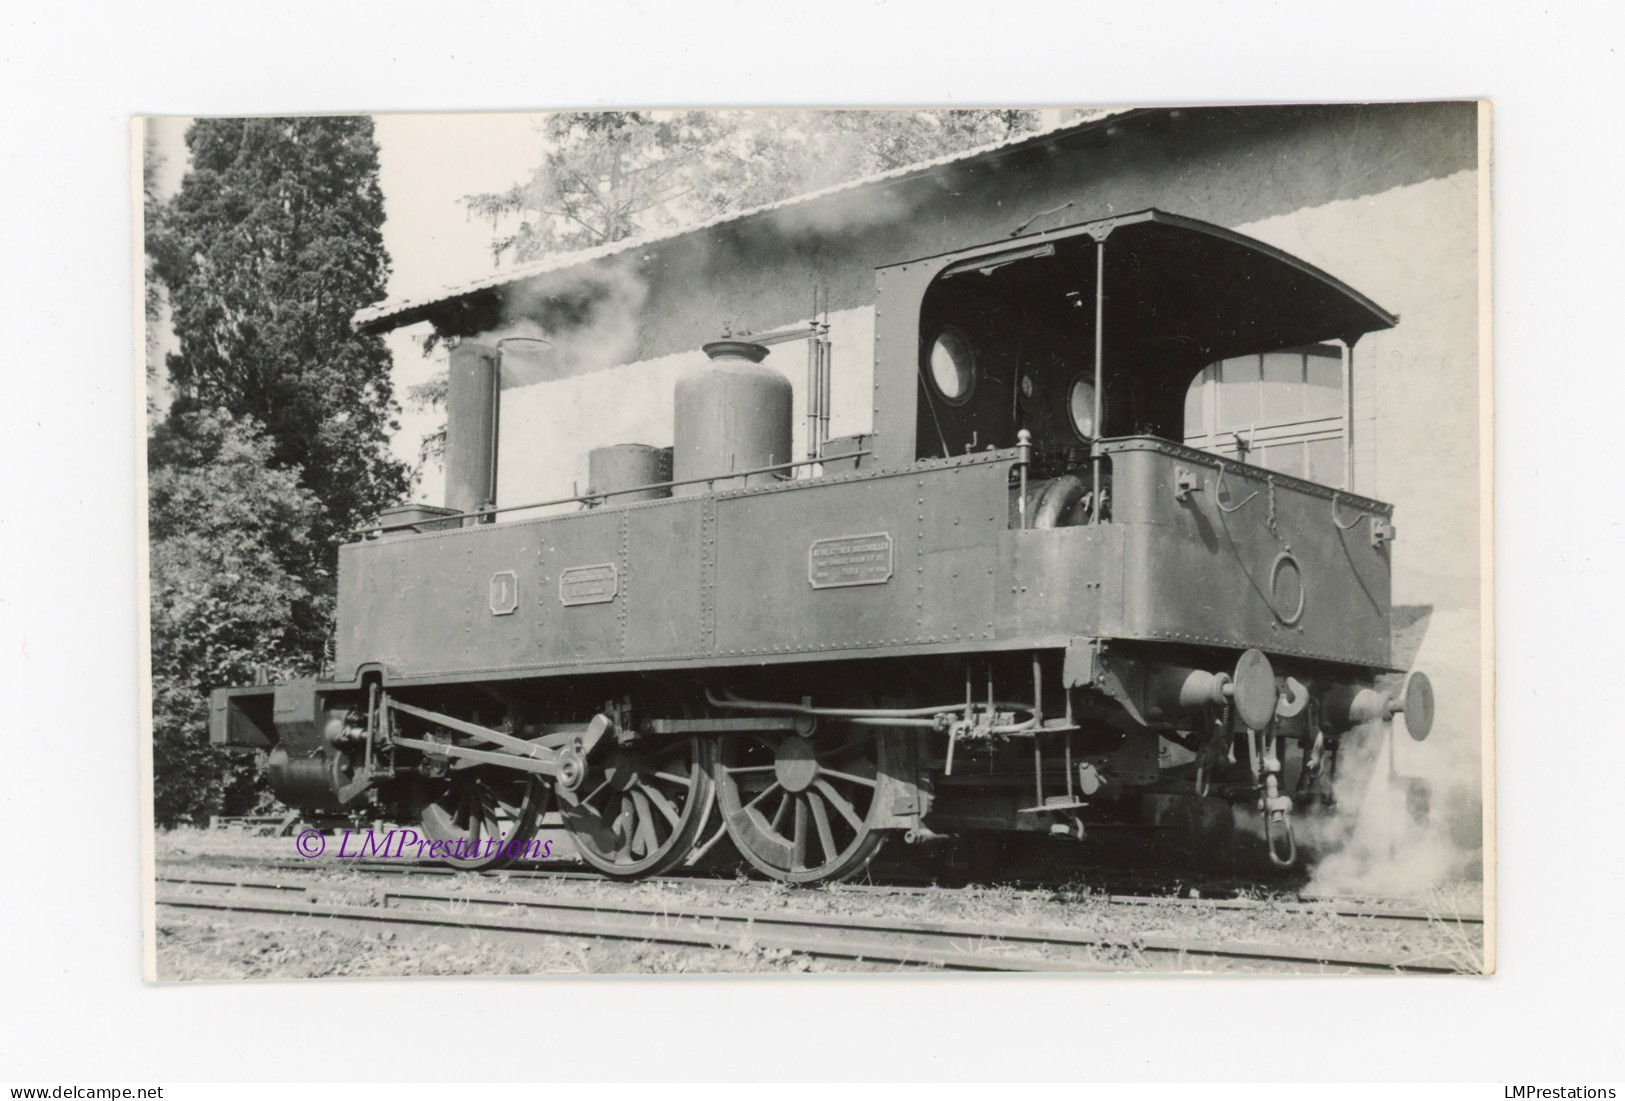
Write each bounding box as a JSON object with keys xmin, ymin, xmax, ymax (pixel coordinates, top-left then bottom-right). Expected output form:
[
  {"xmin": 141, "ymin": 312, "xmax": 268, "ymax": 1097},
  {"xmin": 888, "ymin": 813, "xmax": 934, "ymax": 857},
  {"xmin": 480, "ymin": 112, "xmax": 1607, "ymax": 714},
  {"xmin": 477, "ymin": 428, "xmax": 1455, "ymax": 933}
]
[{"xmin": 1183, "ymin": 345, "xmax": 1346, "ymax": 487}]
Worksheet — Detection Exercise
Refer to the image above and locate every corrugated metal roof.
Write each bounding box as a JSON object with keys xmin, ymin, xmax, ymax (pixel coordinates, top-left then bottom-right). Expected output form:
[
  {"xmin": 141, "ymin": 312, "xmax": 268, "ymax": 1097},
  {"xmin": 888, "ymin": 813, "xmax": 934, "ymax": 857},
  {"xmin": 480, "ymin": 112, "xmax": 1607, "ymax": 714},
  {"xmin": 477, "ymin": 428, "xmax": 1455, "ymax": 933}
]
[{"xmin": 353, "ymin": 108, "xmax": 1140, "ymax": 334}]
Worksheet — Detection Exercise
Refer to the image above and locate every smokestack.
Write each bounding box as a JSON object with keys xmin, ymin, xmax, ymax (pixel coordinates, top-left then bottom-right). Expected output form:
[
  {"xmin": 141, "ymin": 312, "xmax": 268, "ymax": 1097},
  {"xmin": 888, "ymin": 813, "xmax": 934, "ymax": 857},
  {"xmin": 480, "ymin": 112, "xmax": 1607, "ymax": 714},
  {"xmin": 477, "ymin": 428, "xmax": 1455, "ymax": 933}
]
[{"xmin": 445, "ymin": 341, "xmax": 500, "ymax": 521}]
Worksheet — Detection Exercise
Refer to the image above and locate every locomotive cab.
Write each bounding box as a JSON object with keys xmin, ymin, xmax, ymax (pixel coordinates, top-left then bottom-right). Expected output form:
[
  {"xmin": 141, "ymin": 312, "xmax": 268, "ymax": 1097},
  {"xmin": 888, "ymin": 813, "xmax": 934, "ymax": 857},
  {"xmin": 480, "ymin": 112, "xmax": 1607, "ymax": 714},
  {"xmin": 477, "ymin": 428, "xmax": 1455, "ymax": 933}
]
[
  {"xmin": 875, "ymin": 211, "xmax": 1412, "ymax": 667},
  {"xmin": 888, "ymin": 209, "xmax": 1397, "ymax": 484}
]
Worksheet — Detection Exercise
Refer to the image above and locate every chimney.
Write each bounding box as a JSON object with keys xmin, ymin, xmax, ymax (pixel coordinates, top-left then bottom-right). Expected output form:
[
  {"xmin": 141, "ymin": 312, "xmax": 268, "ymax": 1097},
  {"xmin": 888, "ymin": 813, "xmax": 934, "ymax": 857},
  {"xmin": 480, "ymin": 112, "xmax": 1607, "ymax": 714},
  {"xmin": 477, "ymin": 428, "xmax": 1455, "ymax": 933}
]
[{"xmin": 444, "ymin": 341, "xmax": 500, "ymax": 522}]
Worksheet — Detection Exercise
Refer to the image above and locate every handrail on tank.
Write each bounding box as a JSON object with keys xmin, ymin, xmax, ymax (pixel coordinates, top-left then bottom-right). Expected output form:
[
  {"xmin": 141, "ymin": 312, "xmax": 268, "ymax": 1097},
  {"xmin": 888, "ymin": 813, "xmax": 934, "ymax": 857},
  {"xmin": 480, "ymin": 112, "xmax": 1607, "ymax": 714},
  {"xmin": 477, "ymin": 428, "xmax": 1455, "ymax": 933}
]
[{"xmin": 352, "ymin": 450, "xmax": 876, "ymax": 538}]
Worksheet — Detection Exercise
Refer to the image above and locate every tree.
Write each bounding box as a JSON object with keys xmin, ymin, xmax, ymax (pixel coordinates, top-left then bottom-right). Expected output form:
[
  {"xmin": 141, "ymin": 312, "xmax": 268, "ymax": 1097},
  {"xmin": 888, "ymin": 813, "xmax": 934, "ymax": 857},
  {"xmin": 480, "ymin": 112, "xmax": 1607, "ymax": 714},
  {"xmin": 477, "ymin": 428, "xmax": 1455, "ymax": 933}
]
[
  {"xmin": 464, "ymin": 109, "xmax": 1042, "ymax": 266},
  {"xmin": 404, "ymin": 369, "xmax": 449, "ymax": 468},
  {"xmin": 463, "ymin": 111, "xmax": 731, "ymax": 263},
  {"xmin": 693, "ymin": 109, "xmax": 1042, "ymax": 217},
  {"xmin": 147, "ymin": 410, "xmax": 322, "ymax": 826},
  {"xmin": 152, "ymin": 117, "xmax": 410, "ymax": 547},
  {"xmin": 147, "ymin": 117, "xmax": 411, "ymax": 823},
  {"xmin": 142, "ymin": 126, "xmax": 165, "ymax": 405}
]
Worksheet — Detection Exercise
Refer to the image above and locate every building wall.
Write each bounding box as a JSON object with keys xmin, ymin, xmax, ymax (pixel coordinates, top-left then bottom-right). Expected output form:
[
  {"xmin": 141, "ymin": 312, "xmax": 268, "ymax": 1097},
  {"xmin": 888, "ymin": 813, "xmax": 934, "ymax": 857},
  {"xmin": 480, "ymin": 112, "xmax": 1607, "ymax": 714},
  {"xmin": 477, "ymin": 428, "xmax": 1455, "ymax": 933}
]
[{"xmin": 1236, "ymin": 165, "xmax": 1481, "ymax": 611}]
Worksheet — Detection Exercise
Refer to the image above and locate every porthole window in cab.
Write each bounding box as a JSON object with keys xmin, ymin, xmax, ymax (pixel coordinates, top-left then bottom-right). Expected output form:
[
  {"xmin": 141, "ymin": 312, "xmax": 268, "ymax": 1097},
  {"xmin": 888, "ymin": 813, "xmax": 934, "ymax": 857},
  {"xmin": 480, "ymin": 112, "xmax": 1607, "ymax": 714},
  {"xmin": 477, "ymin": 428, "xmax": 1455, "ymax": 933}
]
[
  {"xmin": 1183, "ymin": 345, "xmax": 1346, "ymax": 486},
  {"xmin": 1067, "ymin": 374, "xmax": 1098, "ymax": 439},
  {"xmin": 927, "ymin": 329, "xmax": 976, "ymax": 405}
]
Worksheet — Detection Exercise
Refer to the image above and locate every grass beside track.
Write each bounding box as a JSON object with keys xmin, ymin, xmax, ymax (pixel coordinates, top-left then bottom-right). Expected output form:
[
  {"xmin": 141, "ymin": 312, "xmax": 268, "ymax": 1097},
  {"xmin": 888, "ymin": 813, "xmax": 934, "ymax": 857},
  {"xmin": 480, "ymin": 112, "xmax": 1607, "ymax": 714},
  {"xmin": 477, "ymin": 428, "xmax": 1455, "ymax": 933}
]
[{"xmin": 152, "ymin": 830, "xmax": 1487, "ymax": 980}]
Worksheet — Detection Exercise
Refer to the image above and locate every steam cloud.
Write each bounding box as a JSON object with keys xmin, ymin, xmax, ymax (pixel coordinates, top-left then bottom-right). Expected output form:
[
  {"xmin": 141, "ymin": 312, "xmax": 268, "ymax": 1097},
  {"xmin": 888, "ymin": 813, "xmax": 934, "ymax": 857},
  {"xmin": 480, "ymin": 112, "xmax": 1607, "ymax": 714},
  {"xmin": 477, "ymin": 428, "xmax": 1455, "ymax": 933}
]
[
  {"xmin": 1303, "ymin": 711, "xmax": 1484, "ymax": 898},
  {"xmin": 474, "ymin": 261, "xmax": 651, "ymax": 390}
]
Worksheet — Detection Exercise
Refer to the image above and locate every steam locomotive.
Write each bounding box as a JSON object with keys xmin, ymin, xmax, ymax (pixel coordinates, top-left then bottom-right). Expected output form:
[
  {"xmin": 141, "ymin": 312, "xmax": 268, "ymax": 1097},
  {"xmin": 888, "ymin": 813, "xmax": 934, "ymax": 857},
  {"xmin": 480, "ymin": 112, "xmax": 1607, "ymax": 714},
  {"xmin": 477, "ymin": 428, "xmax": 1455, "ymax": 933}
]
[{"xmin": 210, "ymin": 208, "xmax": 1433, "ymax": 882}]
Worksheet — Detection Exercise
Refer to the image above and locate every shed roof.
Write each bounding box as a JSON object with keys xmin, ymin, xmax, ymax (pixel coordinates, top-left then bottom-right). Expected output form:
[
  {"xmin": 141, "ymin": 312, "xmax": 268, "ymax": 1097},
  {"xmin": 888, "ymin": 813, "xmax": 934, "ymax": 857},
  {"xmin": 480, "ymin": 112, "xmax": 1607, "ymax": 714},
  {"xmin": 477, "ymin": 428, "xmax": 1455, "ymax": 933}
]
[{"xmin": 352, "ymin": 108, "xmax": 1140, "ymax": 335}]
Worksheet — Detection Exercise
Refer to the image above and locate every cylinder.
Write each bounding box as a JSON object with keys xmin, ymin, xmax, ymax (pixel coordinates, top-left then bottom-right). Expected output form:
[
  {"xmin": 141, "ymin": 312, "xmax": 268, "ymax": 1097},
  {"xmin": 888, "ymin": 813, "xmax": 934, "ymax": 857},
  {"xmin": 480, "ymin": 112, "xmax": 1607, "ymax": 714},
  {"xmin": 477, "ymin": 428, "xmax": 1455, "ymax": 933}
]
[
  {"xmin": 265, "ymin": 709, "xmax": 359, "ymax": 811},
  {"xmin": 445, "ymin": 341, "xmax": 500, "ymax": 520},
  {"xmin": 588, "ymin": 443, "xmax": 672, "ymax": 505},
  {"xmin": 672, "ymin": 341, "xmax": 792, "ymax": 496}
]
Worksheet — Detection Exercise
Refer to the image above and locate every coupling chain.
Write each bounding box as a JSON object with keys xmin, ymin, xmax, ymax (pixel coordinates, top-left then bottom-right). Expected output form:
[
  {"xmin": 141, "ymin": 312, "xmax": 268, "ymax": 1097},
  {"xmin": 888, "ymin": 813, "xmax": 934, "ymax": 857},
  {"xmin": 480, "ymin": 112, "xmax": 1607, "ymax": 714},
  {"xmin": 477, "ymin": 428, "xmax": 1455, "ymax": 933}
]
[{"xmin": 1257, "ymin": 726, "xmax": 1296, "ymax": 868}]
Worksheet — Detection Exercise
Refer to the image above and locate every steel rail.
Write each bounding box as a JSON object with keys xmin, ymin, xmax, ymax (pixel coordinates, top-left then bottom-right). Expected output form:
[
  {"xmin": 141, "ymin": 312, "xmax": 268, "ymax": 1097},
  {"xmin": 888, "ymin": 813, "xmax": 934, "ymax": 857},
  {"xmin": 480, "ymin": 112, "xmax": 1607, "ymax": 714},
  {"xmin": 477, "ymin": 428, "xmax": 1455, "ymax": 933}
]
[
  {"xmin": 231, "ymin": 860, "xmax": 1484, "ymax": 926},
  {"xmin": 154, "ymin": 889, "xmax": 1109, "ymax": 973},
  {"xmin": 156, "ymin": 875, "xmax": 310, "ymax": 893},
  {"xmin": 1099, "ymin": 892, "xmax": 1485, "ymax": 925},
  {"xmin": 154, "ymin": 880, "xmax": 1463, "ymax": 974},
  {"xmin": 375, "ymin": 886, "xmax": 1462, "ymax": 971}
]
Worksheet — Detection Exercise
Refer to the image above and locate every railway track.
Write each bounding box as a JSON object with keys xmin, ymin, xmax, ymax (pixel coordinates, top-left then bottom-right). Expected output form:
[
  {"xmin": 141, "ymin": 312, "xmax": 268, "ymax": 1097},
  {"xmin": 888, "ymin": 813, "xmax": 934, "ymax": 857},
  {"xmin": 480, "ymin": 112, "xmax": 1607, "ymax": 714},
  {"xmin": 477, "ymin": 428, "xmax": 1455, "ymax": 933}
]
[
  {"xmin": 154, "ymin": 874, "xmax": 1473, "ymax": 974},
  {"xmin": 186, "ymin": 857, "xmax": 1485, "ymax": 927}
]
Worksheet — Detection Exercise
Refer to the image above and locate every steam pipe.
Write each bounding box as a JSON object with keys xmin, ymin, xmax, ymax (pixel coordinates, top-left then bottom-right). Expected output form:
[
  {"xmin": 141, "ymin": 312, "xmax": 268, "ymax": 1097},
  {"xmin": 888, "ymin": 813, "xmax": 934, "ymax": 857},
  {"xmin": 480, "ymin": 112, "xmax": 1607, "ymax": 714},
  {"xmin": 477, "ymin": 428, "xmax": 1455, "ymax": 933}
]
[
  {"xmin": 487, "ymin": 349, "xmax": 501, "ymax": 517},
  {"xmin": 817, "ymin": 293, "xmax": 832, "ymax": 457},
  {"xmin": 1091, "ymin": 242, "xmax": 1106, "ymax": 520},
  {"xmin": 806, "ymin": 287, "xmax": 820, "ymax": 460},
  {"xmin": 483, "ymin": 338, "xmax": 551, "ymax": 515},
  {"xmin": 817, "ymin": 339, "xmax": 829, "ymax": 457},
  {"xmin": 1340, "ymin": 337, "xmax": 1355, "ymax": 490},
  {"xmin": 706, "ymin": 685, "xmax": 1035, "ymax": 720},
  {"xmin": 806, "ymin": 330, "xmax": 819, "ymax": 460},
  {"xmin": 1016, "ymin": 429, "xmax": 1033, "ymax": 528}
]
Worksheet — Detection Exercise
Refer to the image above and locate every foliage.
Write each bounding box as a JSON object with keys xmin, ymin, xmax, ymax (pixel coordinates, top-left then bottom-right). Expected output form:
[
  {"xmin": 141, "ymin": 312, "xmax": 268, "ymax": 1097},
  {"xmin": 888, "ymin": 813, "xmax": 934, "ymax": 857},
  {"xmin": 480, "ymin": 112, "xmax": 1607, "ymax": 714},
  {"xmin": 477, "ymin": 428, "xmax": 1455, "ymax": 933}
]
[
  {"xmin": 148, "ymin": 410, "xmax": 322, "ymax": 826},
  {"xmin": 147, "ymin": 116, "xmax": 409, "ymax": 823},
  {"xmin": 693, "ymin": 109, "xmax": 1041, "ymax": 218},
  {"xmin": 463, "ymin": 110, "xmax": 1042, "ymax": 267},
  {"xmin": 405, "ymin": 371, "xmax": 448, "ymax": 467},
  {"xmin": 151, "ymin": 116, "xmax": 410, "ymax": 545},
  {"xmin": 463, "ymin": 111, "xmax": 731, "ymax": 263},
  {"xmin": 142, "ymin": 127, "xmax": 165, "ymax": 399}
]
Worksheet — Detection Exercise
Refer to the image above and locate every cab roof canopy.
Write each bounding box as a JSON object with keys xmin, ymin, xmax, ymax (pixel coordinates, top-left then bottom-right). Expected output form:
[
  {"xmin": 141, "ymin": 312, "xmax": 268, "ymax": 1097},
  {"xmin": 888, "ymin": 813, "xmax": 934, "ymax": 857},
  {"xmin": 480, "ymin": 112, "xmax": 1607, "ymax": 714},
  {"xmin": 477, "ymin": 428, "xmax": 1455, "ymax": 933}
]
[
  {"xmin": 932, "ymin": 208, "xmax": 1398, "ymax": 370},
  {"xmin": 909, "ymin": 208, "xmax": 1398, "ymax": 442}
]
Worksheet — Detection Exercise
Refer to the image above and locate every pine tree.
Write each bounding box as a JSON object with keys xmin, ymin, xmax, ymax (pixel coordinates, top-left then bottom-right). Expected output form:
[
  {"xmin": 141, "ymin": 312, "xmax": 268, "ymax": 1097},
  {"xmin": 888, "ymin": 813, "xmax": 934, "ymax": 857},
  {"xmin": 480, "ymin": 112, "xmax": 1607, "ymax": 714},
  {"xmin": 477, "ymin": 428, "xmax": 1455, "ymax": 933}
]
[{"xmin": 153, "ymin": 117, "xmax": 410, "ymax": 548}]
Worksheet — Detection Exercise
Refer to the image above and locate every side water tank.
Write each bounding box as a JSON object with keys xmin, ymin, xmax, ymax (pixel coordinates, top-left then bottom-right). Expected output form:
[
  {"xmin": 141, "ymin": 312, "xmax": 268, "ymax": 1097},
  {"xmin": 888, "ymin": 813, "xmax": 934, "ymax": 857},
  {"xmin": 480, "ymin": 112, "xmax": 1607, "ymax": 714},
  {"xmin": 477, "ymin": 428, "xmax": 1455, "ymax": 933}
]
[
  {"xmin": 672, "ymin": 340, "xmax": 792, "ymax": 496},
  {"xmin": 587, "ymin": 443, "xmax": 672, "ymax": 505}
]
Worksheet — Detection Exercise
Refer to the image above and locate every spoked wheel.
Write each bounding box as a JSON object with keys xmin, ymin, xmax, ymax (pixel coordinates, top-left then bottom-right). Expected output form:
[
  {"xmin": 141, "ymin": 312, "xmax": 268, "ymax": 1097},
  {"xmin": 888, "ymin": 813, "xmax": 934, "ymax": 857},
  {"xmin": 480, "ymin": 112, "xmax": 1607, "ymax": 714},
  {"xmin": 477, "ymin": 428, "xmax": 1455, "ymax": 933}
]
[
  {"xmin": 417, "ymin": 769, "xmax": 549, "ymax": 871},
  {"xmin": 715, "ymin": 727, "xmax": 893, "ymax": 884},
  {"xmin": 556, "ymin": 736, "xmax": 715, "ymax": 880}
]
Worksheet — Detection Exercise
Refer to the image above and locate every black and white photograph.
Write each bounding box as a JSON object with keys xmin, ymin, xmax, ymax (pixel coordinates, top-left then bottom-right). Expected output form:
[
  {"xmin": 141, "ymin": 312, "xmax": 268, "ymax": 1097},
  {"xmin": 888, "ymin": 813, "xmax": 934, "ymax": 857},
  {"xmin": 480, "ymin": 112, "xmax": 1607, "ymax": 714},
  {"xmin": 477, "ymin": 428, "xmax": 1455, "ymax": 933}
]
[
  {"xmin": 140, "ymin": 102, "xmax": 1491, "ymax": 981},
  {"xmin": 16, "ymin": 0, "xmax": 1625, "ymax": 1090}
]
